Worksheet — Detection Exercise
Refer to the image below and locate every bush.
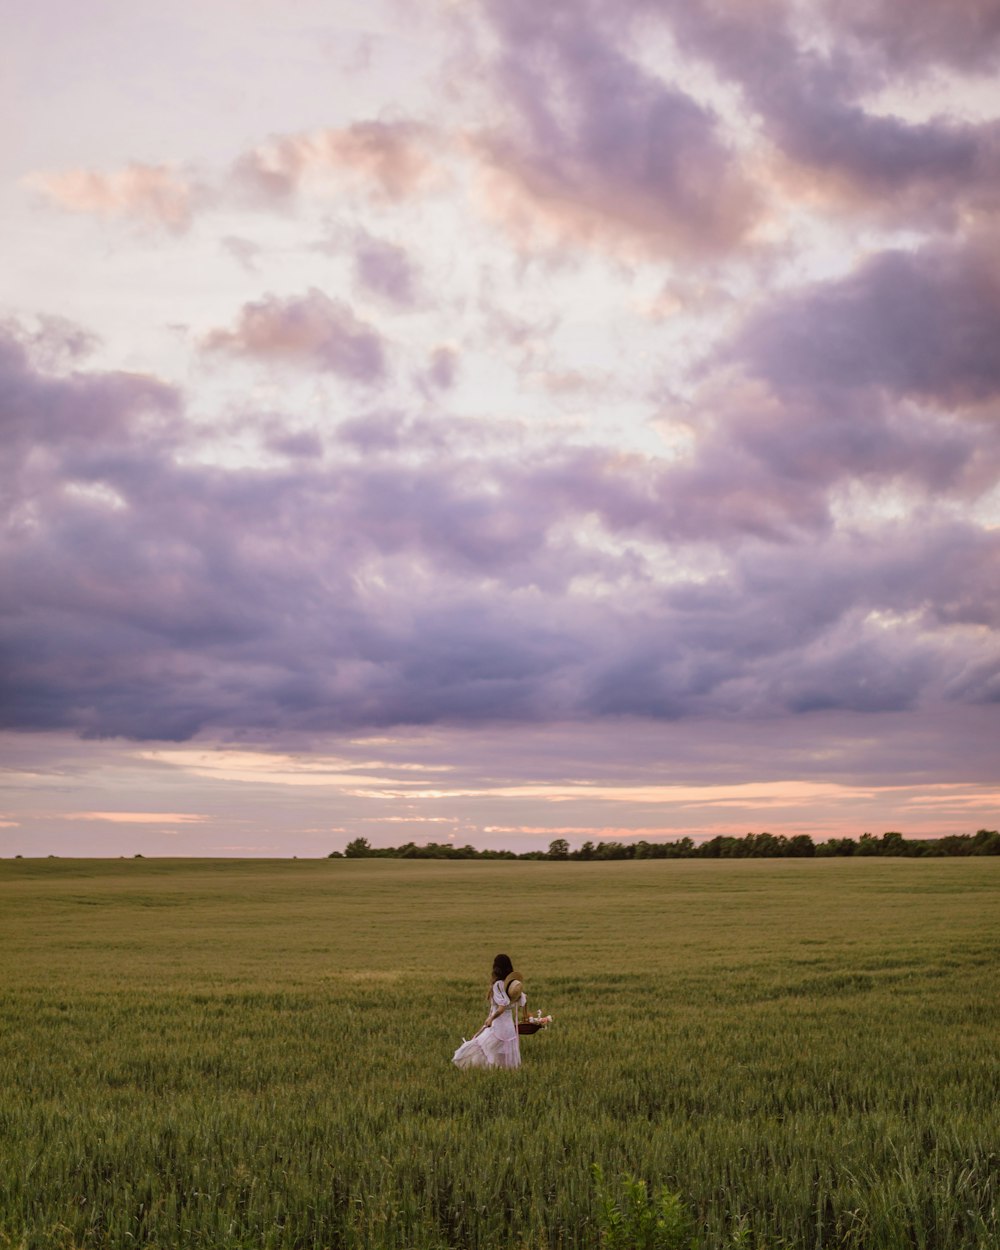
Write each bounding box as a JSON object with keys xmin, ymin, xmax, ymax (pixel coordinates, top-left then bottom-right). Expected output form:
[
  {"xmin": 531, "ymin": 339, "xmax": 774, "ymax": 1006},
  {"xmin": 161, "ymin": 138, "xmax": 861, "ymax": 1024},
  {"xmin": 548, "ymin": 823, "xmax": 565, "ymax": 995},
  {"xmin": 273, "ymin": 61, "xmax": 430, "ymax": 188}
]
[{"xmin": 592, "ymin": 1164, "xmax": 694, "ymax": 1250}]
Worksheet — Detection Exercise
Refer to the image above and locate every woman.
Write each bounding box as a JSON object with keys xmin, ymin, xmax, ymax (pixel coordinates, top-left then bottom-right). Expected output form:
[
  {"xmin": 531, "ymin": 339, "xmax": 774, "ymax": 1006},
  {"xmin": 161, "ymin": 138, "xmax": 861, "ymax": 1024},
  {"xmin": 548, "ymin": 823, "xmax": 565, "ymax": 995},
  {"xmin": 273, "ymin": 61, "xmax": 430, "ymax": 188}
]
[{"xmin": 478, "ymin": 953, "xmax": 526, "ymax": 1070}]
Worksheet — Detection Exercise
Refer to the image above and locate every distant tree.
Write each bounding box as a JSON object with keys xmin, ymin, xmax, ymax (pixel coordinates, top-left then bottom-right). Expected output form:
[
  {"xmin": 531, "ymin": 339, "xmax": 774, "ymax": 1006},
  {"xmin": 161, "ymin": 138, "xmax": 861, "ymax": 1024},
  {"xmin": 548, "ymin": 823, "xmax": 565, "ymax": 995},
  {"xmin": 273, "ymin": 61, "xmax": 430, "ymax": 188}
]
[
  {"xmin": 817, "ymin": 837, "xmax": 856, "ymax": 857},
  {"xmin": 594, "ymin": 840, "xmax": 631, "ymax": 860},
  {"xmin": 748, "ymin": 832, "xmax": 783, "ymax": 857},
  {"xmin": 327, "ymin": 851, "xmax": 343, "ymax": 858},
  {"xmin": 325, "ymin": 827, "xmax": 993, "ymax": 862}
]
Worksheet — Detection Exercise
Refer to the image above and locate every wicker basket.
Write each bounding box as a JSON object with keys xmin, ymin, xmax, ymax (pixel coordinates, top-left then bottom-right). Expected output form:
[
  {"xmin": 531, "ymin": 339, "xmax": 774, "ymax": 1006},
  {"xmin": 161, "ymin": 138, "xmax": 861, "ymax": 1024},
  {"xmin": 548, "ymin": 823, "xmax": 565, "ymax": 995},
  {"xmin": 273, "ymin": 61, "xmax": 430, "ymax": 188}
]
[{"xmin": 518, "ymin": 1020, "xmax": 545, "ymax": 1035}]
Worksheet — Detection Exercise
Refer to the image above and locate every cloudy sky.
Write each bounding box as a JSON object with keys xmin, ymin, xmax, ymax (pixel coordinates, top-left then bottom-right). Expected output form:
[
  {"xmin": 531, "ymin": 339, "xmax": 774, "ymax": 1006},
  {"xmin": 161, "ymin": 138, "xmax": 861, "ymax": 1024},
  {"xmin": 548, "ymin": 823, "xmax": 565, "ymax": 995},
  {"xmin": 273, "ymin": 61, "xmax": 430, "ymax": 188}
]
[{"xmin": 3, "ymin": 0, "xmax": 999, "ymax": 857}]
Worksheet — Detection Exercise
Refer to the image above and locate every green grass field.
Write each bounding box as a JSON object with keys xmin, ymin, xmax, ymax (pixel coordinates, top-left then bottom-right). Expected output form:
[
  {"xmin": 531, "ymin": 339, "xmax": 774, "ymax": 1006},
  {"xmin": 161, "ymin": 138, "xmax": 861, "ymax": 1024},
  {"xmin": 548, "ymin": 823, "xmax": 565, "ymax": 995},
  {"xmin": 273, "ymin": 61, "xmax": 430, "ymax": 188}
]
[{"xmin": 1, "ymin": 857, "xmax": 998, "ymax": 1249}]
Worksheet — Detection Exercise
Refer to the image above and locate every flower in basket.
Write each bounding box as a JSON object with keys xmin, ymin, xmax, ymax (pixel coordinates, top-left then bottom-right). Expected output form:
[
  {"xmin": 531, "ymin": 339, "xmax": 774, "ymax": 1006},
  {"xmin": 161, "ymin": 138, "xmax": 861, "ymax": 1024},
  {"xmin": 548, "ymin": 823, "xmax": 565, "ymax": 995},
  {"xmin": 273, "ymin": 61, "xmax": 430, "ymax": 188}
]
[{"xmin": 517, "ymin": 1009, "xmax": 553, "ymax": 1035}]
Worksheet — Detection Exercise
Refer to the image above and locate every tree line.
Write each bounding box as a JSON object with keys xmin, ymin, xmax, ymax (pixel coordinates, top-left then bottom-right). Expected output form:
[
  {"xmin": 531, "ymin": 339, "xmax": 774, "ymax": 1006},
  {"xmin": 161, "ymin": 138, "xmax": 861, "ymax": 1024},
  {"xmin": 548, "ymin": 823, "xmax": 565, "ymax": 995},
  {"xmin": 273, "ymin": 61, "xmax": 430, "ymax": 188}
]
[{"xmin": 333, "ymin": 828, "xmax": 1000, "ymax": 860}]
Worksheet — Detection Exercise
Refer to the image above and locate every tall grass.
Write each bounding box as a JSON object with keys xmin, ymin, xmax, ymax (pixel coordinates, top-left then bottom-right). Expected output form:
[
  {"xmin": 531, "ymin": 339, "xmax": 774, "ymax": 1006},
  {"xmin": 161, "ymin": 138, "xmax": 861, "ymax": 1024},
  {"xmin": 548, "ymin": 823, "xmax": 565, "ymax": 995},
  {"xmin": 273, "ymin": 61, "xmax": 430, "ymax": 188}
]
[{"xmin": 1, "ymin": 857, "xmax": 998, "ymax": 1248}]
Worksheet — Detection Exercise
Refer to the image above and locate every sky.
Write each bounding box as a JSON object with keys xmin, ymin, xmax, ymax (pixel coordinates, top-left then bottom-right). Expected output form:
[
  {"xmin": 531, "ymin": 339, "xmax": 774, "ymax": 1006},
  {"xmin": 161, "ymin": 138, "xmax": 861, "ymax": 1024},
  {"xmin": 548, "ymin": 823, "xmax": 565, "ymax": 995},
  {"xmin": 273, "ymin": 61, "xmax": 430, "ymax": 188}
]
[{"xmin": 2, "ymin": 0, "xmax": 999, "ymax": 857}]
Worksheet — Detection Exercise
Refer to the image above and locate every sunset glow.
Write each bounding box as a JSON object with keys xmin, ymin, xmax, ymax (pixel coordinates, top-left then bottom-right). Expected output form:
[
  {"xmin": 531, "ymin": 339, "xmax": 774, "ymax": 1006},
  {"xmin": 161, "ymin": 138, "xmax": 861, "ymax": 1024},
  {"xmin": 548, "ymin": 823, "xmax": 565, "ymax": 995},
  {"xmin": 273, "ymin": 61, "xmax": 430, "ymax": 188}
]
[{"xmin": 2, "ymin": 0, "xmax": 998, "ymax": 856}]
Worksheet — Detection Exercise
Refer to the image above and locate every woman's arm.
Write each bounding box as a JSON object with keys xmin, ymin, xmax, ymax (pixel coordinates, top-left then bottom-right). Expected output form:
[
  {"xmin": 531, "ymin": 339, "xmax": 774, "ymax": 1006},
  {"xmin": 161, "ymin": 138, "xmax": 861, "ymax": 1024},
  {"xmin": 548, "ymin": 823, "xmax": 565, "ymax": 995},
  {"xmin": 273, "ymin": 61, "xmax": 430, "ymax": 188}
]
[{"xmin": 484, "ymin": 980, "xmax": 511, "ymax": 1026}]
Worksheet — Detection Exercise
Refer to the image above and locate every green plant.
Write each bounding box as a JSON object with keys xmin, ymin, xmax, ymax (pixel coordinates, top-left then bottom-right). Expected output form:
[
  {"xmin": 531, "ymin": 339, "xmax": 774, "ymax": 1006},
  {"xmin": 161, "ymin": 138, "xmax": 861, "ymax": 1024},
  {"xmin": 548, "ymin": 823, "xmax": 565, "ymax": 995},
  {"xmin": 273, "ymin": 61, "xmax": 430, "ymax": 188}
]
[
  {"xmin": 727, "ymin": 1213, "xmax": 751, "ymax": 1247},
  {"xmin": 2, "ymin": 858, "xmax": 999, "ymax": 1249},
  {"xmin": 592, "ymin": 1164, "xmax": 694, "ymax": 1250}
]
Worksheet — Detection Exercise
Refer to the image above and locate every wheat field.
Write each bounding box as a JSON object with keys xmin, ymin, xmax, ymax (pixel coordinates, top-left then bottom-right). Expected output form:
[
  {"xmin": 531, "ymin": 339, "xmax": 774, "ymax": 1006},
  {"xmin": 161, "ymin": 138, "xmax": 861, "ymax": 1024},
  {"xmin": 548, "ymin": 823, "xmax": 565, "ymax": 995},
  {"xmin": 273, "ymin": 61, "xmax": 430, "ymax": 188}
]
[{"xmin": 1, "ymin": 856, "xmax": 998, "ymax": 1249}]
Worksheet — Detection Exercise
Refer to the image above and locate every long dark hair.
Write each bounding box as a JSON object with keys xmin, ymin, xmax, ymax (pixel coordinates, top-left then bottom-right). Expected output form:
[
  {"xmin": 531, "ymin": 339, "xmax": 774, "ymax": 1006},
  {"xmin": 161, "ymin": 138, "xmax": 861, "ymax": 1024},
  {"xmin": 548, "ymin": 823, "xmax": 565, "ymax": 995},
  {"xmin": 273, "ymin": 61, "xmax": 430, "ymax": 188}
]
[{"xmin": 491, "ymin": 953, "xmax": 513, "ymax": 984}]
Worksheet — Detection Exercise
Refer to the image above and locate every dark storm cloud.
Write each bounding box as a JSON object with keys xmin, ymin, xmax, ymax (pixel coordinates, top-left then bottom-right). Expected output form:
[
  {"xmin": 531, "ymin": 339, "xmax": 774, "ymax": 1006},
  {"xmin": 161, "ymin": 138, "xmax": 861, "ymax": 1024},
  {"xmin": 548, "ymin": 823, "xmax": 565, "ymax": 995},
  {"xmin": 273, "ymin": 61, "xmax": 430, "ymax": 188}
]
[
  {"xmin": 471, "ymin": 0, "xmax": 758, "ymax": 256},
  {"xmin": 202, "ymin": 289, "xmax": 387, "ymax": 382},
  {"xmin": 2, "ymin": 319, "xmax": 997, "ymax": 742},
  {"xmin": 581, "ymin": 523, "xmax": 1000, "ymax": 719}
]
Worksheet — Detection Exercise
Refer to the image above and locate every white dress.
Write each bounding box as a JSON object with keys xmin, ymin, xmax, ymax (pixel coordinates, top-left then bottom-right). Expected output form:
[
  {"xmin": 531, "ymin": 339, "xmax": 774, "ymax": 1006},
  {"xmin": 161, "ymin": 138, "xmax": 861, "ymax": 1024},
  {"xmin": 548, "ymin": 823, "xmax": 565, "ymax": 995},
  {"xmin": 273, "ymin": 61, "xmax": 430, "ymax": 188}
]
[{"xmin": 478, "ymin": 979, "xmax": 526, "ymax": 1070}]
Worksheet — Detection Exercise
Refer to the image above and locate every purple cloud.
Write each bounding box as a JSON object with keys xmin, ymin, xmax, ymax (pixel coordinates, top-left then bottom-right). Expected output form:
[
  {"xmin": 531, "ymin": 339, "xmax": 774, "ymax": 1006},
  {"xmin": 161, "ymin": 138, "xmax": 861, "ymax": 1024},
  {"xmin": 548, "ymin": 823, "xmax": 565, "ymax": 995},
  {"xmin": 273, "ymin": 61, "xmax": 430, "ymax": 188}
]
[
  {"xmin": 5, "ymin": 0, "xmax": 1000, "ymax": 751},
  {"xmin": 643, "ymin": 237, "xmax": 1000, "ymax": 525},
  {"xmin": 352, "ymin": 233, "xmax": 421, "ymax": 307},
  {"xmin": 655, "ymin": 0, "xmax": 1000, "ymax": 224},
  {"xmin": 470, "ymin": 0, "xmax": 758, "ymax": 257},
  {"xmin": 202, "ymin": 289, "xmax": 387, "ymax": 382},
  {"xmin": 264, "ymin": 427, "xmax": 324, "ymax": 460},
  {"xmin": 424, "ymin": 346, "xmax": 458, "ymax": 390},
  {"xmin": 734, "ymin": 242, "xmax": 1000, "ymax": 405},
  {"xmin": 833, "ymin": 0, "xmax": 1000, "ymax": 74},
  {"xmin": 2, "ymin": 322, "xmax": 997, "ymax": 742},
  {"xmin": 1, "ymin": 321, "xmax": 180, "ymax": 482}
]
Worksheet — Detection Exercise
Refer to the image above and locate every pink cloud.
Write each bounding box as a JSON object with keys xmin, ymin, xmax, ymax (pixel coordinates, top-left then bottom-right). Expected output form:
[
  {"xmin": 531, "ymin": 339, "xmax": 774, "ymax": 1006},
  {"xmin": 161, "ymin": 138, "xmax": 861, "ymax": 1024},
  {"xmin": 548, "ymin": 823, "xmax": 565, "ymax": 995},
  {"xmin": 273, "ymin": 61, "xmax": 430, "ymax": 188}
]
[
  {"xmin": 23, "ymin": 122, "xmax": 438, "ymax": 233},
  {"xmin": 25, "ymin": 162, "xmax": 199, "ymax": 232},
  {"xmin": 232, "ymin": 121, "xmax": 438, "ymax": 204},
  {"xmin": 202, "ymin": 289, "xmax": 387, "ymax": 382},
  {"xmin": 68, "ymin": 812, "xmax": 207, "ymax": 824}
]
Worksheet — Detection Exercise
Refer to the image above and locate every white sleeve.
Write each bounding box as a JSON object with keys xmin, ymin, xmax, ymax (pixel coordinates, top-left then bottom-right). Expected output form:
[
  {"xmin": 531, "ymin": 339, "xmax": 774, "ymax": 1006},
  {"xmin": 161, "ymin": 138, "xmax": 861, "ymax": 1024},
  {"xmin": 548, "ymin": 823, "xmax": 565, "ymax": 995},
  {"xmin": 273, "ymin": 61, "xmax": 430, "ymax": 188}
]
[{"xmin": 492, "ymin": 980, "xmax": 510, "ymax": 1007}]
